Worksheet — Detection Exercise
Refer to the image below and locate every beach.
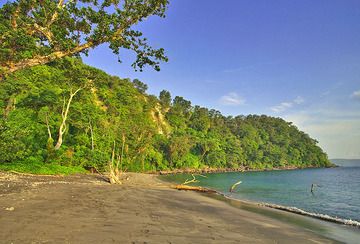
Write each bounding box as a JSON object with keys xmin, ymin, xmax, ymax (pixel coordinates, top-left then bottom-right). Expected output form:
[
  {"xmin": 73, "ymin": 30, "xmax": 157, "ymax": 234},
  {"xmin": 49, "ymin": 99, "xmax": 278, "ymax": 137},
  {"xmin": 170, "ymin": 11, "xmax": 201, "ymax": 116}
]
[{"xmin": 0, "ymin": 172, "xmax": 337, "ymax": 243}]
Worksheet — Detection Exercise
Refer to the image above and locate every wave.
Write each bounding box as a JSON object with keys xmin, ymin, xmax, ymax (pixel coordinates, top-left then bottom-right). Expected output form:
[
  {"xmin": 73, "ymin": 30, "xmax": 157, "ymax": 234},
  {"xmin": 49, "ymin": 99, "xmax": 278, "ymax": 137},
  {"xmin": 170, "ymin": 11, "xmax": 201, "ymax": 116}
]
[
  {"xmin": 216, "ymin": 191, "xmax": 360, "ymax": 228},
  {"xmin": 258, "ymin": 202, "xmax": 360, "ymax": 227}
]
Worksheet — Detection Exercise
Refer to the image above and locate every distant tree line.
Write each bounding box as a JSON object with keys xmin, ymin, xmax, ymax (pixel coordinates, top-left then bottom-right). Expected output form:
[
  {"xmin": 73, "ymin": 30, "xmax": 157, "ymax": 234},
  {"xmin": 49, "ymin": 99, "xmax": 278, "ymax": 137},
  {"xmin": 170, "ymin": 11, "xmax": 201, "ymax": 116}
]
[{"xmin": 0, "ymin": 58, "xmax": 332, "ymax": 173}]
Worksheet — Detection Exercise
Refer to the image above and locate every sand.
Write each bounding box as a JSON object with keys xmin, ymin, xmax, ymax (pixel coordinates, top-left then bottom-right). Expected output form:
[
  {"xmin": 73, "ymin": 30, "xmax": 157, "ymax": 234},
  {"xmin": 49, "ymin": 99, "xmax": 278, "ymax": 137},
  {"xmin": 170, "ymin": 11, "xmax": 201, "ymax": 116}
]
[{"xmin": 0, "ymin": 172, "xmax": 338, "ymax": 243}]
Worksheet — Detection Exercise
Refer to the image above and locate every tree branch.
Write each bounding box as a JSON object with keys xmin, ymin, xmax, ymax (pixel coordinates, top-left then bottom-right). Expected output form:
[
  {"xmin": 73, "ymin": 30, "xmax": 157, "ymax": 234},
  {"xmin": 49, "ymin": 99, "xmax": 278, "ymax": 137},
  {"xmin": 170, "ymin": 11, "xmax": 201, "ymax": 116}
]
[
  {"xmin": 33, "ymin": 23, "xmax": 55, "ymax": 44},
  {"xmin": 55, "ymin": 85, "xmax": 83, "ymax": 150},
  {"xmin": 47, "ymin": 0, "xmax": 65, "ymax": 28},
  {"xmin": 2, "ymin": 41, "xmax": 95, "ymax": 76},
  {"xmin": 0, "ymin": 0, "xmax": 168, "ymax": 77},
  {"xmin": 11, "ymin": 4, "xmax": 20, "ymax": 29}
]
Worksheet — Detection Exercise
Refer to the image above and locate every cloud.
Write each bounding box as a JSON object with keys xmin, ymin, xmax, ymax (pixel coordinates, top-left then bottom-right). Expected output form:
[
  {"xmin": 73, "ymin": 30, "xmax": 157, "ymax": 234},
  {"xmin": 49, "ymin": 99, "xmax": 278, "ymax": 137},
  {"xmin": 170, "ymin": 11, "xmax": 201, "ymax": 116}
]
[
  {"xmin": 271, "ymin": 96, "xmax": 304, "ymax": 113},
  {"xmin": 271, "ymin": 102, "xmax": 293, "ymax": 113},
  {"xmin": 351, "ymin": 90, "xmax": 360, "ymax": 100},
  {"xmin": 219, "ymin": 92, "xmax": 245, "ymax": 106},
  {"xmin": 283, "ymin": 109, "xmax": 360, "ymax": 159},
  {"xmin": 294, "ymin": 96, "xmax": 305, "ymax": 104}
]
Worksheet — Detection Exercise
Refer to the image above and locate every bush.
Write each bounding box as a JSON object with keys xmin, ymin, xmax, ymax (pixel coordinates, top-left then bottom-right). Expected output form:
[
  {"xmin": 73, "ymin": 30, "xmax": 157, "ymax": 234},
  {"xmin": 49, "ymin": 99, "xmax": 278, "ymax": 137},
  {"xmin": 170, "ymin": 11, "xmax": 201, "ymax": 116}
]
[
  {"xmin": 175, "ymin": 153, "xmax": 201, "ymax": 169},
  {"xmin": 0, "ymin": 158, "xmax": 86, "ymax": 175}
]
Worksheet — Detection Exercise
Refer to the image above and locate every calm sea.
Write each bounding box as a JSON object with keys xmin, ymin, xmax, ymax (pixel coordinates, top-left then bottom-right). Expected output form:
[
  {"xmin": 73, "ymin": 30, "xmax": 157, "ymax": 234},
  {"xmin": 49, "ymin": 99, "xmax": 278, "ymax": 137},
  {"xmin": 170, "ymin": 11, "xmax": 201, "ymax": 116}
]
[{"xmin": 161, "ymin": 160, "xmax": 360, "ymax": 242}]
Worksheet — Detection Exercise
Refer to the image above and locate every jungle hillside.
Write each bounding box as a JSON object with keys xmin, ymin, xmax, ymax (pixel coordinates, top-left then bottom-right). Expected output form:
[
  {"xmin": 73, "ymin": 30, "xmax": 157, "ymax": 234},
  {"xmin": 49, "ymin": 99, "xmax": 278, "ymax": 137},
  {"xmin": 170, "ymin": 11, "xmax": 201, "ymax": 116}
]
[{"xmin": 0, "ymin": 58, "xmax": 332, "ymax": 174}]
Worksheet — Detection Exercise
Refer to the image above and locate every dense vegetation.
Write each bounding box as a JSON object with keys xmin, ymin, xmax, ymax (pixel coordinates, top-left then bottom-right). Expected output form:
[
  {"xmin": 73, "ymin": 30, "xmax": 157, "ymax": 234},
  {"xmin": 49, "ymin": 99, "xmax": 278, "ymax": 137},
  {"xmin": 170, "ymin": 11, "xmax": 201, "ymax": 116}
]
[
  {"xmin": 0, "ymin": 0, "xmax": 168, "ymax": 76},
  {"xmin": 0, "ymin": 58, "xmax": 332, "ymax": 174}
]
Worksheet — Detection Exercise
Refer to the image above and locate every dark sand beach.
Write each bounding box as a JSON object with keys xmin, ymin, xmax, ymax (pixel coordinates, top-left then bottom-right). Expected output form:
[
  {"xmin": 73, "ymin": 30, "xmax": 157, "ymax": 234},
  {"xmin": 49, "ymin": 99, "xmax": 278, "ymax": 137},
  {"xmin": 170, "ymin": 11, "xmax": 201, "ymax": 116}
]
[{"xmin": 0, "ymin": 172, "xmax": 338, "ymax": 243}]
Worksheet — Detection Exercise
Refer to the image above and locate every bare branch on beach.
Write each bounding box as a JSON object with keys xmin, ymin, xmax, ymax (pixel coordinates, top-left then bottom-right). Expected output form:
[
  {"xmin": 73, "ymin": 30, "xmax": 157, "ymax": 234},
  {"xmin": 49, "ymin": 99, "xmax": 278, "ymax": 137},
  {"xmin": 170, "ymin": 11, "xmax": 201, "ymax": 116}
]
[
  {"xmin": 172, "ymin": 184, "xmax": 217, "ymax": 193},
  {"xmin": 229, "ymin": 180, "xmax": 242, "ymax": 192}
]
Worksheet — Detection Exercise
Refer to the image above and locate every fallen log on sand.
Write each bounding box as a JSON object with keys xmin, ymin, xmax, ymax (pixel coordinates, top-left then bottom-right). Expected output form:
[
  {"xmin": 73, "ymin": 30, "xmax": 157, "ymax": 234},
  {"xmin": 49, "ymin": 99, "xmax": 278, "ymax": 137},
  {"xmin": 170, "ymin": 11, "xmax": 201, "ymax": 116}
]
[{"xmin": 171, "ymin": 184, "xmax": 217, "ymax": 193}]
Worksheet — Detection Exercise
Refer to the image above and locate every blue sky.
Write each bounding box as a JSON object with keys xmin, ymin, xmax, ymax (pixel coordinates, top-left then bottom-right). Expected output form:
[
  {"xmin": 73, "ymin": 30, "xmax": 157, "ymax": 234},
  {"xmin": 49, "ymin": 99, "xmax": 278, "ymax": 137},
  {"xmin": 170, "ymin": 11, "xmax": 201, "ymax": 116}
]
[
  {"xmin": 79, "ymin": 1, "xmax": 358, "ymax": 158},
  {"xmin": 0, "ymin": 0, "xmax": 357, "ymax": 158},
  {"xmin": 85, "ymin": 0, "xmax": 360, "ymax": 158}
]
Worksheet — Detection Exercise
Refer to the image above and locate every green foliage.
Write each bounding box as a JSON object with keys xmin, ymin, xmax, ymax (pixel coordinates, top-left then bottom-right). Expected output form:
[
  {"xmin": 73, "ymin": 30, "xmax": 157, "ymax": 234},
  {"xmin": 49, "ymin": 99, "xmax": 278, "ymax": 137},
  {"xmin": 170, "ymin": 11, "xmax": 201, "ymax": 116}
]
[
  {"xmin": 0, "ymin": 59, "xmax": 332, "ymax": 174},
  {"xmin": 159, "ymin": 89, "xmax": 171, "ymax": 110},
  {"xmin": 0, "ymin": 0, "xmax": 169, "ymax": 75},
  {"xmin": 132, "ymin": 79, "xmax": 148, "ymax": 94},
  {"xmin": 0, "ymin": 159, "xmax": 86, "ymax": 175}
]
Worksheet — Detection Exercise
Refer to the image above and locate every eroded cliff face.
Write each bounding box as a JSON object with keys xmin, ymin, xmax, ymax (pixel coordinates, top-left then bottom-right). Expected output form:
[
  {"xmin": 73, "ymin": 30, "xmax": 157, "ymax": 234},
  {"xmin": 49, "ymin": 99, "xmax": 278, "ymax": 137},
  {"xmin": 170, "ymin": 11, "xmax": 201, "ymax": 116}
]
[
  {"xmin": 150, "ymin": 103, "xmax": 171, "ymax": 136},
  {"xmin": 90, "ymin": 86, "xmax": 107, "ymax": 112}
]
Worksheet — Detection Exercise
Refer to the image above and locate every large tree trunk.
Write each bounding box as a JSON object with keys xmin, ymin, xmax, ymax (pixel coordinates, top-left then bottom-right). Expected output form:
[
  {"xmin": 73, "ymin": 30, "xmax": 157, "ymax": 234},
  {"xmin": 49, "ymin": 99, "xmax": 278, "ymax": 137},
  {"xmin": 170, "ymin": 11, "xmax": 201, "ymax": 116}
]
[
  {"xmin": 54, "ymin": 87, "xmax": 82, "ymax": 150},
  {"xmin": 45, "ymin": 112, "xmax": 52, "ymax": 140},
  {"xmin": 1, "ymin": 42, "xmax": 94, "ymax": 77}
]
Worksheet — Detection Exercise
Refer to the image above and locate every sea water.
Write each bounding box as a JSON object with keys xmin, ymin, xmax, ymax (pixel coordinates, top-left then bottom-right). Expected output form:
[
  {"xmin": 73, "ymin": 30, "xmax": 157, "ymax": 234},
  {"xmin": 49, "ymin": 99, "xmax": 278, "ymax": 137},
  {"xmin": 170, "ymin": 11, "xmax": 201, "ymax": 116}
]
[{"xmin": 161, "ymin": 161, "xmax": 360, "ymax": 242}]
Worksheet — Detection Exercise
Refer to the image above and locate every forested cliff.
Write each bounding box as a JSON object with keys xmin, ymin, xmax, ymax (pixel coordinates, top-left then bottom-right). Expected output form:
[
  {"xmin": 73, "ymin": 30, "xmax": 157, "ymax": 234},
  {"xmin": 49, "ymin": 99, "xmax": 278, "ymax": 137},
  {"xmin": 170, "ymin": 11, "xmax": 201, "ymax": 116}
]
[{"xmin": 0, "ymin": 58, "xmax": 332, "ymax": 173}]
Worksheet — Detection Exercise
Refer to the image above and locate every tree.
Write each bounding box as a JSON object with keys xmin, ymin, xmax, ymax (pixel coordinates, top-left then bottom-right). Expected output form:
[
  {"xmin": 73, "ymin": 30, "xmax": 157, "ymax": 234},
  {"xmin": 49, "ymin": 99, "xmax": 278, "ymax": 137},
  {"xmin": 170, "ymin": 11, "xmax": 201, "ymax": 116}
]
[
  {"xmin": 0, "ymin": 59, "xmax": 332, "ymax": 172},
  {"xmin": 159, "ymin": 89, "xmax": 171, "ymax": 110},
  {"xmin": 166, "ymin": 134, "xmax": 193, "ymax": 168},
  {"xmin": 189, "ymin": 106, "xmax": 210, "ymax": 132},
  {"xmin": 0, "ymin": 0, "xmax": 169, "ymax": 77},
  {"xmin": 172, "ymin": 96, "xmax": 191, "ymax": 117},
  {"xmin": 132, "ymin": 79, "xmax": 148, "ymax": 94}
]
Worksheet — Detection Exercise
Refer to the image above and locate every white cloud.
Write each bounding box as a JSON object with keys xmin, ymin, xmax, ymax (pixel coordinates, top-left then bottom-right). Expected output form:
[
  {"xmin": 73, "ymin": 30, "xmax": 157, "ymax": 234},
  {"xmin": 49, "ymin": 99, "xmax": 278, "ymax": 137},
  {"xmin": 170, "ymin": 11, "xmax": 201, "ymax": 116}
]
[
  {"xmin": 271, "ymin": 102, "xmax": 293, "ymax": 113},
  {"xmin": 351, "ymin": 90, "xmax": 360, "ymax": 100},
  {"xmin": 294, "ymin": 96, "xmax": 305, "ymax": 105},
  {"xmin": 219, "ymin": 92, "xmax": 245, "ymax": 106},
  {"xmin": 271, "ymin": 96, "xmax": 305, "ymax": 113},
  {"xmin": 284, "ymin": 110, "xmax": 360, "ymax": 159}
]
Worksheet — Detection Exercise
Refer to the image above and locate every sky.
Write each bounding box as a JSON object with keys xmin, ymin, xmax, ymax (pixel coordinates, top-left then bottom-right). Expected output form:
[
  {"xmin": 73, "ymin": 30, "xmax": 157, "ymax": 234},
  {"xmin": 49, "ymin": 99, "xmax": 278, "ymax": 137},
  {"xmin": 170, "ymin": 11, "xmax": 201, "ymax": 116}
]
[{"xmin": 80, "ymin": 0, "xmax": 360, "ymax": 159}]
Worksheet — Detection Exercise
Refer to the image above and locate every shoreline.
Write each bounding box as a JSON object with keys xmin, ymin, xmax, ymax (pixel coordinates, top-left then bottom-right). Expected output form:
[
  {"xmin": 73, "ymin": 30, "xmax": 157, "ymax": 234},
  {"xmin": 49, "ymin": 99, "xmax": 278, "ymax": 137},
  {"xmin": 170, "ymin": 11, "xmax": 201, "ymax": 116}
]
[
  {"xmin": 204, "ymin": 191, "xmax": 360, "ymax": 244},
  {"xmin": 215, "ymin": 190, "xmax": 360, "ymax": 228},
  {"xmin": 156, "ymin": 164, "xmax": 337, "ymax": 175},
  {"xmin": 159, "ymin": 176, "xmax": 360, "ymax": 244},
  {"xmin": 159, "ymin": 169, "xmax": 360, "ymax": 229},
  {"xmin": 0, "ymin": 171, "xmax": 343, "ymax": 243}
]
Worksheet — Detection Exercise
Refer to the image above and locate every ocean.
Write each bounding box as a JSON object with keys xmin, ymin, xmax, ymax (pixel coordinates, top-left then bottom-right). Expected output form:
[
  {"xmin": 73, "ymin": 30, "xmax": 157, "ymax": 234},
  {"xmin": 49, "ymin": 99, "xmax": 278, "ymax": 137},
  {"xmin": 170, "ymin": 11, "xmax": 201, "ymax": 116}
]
[{"xmin": 161, "ymin": 160, "xmax": 360, "ymax": 243}]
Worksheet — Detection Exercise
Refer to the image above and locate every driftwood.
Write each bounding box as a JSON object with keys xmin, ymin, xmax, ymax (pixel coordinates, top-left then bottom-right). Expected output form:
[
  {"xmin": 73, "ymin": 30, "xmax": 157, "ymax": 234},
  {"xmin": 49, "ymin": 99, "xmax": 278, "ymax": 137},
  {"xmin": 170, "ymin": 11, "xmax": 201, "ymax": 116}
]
[
  {"xmin": 311, "ymin": 183, "xmax": 321, "ymax": 193},
  {"xmin": 182, "ymin": 174, "xmax": 206, "ymax": 185},
  {"xmin": 229, "ymin": 180, "xmax": 242, "ymax": 192},
  {"xmin": 108, "ymin": 141, "xmax": 122, "ymax": 184},
  {"xmin": 171, "ymin": 174, "xmax": 214, "ymax": 193},
  {"xmin": 91, "ymin": 166, "xmax": 110, "ymax": 183},
  {"xmin": 183, "ymin": 174, "xmax": 199, "ymax": 185},
  {"xmin": 172, "ymin": 184, "xmax": 217, "ymax": 193}
]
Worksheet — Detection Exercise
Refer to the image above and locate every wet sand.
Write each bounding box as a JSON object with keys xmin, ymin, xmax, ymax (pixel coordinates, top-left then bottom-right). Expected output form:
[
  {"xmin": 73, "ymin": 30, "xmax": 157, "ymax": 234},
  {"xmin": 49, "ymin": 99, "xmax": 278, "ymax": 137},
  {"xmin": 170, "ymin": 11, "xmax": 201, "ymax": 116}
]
[{"xmin": 0, "ymin": 172, "xmax": 338, "ymax": 243}]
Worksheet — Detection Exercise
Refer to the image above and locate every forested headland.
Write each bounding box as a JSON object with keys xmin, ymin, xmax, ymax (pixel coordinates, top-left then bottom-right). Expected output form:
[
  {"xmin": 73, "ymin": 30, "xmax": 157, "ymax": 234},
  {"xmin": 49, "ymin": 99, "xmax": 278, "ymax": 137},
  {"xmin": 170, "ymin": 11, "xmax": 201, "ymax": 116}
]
[{"xmin": 0, "ymin": 58, "xmax": 333, "ymax": 174}]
